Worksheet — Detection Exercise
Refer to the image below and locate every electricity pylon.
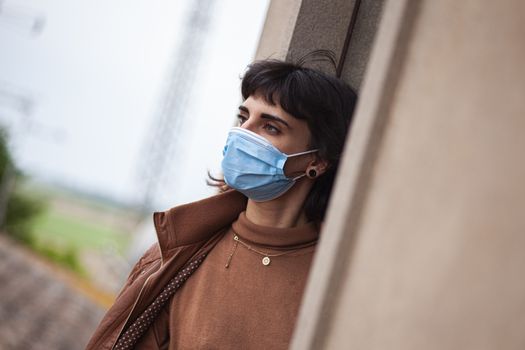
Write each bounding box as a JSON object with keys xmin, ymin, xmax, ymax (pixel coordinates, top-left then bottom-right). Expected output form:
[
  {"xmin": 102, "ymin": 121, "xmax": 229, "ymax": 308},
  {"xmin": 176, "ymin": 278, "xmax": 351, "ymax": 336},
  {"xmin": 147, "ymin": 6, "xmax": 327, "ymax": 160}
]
[{"xmin": 138, "ymin": 0, "xmax": 216, "ymax": 210}]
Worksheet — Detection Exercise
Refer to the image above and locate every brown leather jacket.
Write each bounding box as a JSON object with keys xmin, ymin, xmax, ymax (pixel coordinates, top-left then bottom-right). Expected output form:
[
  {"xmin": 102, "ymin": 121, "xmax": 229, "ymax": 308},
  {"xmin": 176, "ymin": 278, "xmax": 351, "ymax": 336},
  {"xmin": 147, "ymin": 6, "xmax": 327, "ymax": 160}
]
[{"xmin": 85, "ymin": 190, "xmax": 247, "ymax": 350}]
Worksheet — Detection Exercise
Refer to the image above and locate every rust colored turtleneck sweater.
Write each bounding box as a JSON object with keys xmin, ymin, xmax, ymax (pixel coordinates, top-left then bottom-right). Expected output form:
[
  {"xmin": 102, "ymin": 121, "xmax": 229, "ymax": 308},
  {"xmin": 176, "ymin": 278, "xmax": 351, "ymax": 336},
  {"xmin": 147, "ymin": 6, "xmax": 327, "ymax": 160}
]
[{"xmin": 137, "ymin": 211, "xmax": 319, "ymax": 349}]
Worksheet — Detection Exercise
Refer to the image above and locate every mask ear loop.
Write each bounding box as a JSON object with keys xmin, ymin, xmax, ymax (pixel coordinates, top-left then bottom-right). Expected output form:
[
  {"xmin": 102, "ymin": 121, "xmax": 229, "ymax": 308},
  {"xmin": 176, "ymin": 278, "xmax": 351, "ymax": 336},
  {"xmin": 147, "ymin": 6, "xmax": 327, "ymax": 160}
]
[
  {"xmin": 291, "ymin": 173, "xmax": 307, "ymax": 181},
  {"xmin": 286, "ymin": 148, "xmax": 319, "ymax": 157},
  {"xmin": 287, "ymin": 149, "xmax": 319, "ymax": 181}
]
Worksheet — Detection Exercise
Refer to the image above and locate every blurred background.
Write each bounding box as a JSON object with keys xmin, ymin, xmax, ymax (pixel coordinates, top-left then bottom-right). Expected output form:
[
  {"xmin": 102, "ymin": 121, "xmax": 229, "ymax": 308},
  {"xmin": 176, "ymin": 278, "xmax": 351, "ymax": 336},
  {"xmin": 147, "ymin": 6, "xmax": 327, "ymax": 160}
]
[
  {"xmin": 0, "ymin": 0, "xmax": 269, "ymax": 348},
  {"xmin": 3, "ymin": 0, "xmax": 523, "ymax": 349}
]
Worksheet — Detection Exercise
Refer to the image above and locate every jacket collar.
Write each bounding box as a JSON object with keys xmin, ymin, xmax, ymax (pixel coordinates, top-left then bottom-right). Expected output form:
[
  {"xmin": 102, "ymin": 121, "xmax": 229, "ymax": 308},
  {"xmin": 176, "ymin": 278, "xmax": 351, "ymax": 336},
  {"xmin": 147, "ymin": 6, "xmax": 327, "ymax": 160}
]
[{"xmin": 153, "ymin": 190, "xmax": 248, "ymax": 262}]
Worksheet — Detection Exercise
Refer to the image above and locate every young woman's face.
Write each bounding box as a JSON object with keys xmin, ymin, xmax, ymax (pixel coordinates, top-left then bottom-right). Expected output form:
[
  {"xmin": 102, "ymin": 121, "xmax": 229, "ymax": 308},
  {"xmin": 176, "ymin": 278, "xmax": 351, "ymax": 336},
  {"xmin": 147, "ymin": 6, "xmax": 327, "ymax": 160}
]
[
  {"xmin": 236, "ymin": 94, "xmax": 316, "ymax": 177},
  {"xmin": 237, "ymin": 94, "xmax": 312, "ymax": 154}
]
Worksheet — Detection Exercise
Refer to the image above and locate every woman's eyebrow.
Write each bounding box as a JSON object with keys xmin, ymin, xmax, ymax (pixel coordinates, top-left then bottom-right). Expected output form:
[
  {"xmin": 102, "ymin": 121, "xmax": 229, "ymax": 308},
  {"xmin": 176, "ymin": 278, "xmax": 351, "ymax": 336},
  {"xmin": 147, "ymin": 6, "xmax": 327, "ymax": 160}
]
[
  {"xmin": 261, "ymin": 114, "xmax": 290, "ymax": 128},
  {"xmin": 238, "ymin": 105, "xmax": 290, "ymax": 128}
]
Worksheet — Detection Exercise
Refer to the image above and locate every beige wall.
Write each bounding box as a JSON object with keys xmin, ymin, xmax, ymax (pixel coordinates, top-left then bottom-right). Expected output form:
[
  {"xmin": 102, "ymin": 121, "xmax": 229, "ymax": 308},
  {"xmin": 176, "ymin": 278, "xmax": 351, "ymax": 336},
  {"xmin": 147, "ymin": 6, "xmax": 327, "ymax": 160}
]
[
  {"xmin": 293, "ymin": 0, "xmax": 525, "ymax": 349},
  {"xmin": 255, "ymin": 0, "xmax": 302, "ymax": 61}
]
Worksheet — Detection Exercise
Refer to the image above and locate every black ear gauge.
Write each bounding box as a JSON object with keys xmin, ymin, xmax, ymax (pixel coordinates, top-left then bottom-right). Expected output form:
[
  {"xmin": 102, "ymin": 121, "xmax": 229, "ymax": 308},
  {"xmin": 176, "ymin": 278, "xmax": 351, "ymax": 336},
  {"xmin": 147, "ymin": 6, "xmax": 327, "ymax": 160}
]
[{"xmin": 308, "ymin": 169, "xmax": 317, "ymax": 178}]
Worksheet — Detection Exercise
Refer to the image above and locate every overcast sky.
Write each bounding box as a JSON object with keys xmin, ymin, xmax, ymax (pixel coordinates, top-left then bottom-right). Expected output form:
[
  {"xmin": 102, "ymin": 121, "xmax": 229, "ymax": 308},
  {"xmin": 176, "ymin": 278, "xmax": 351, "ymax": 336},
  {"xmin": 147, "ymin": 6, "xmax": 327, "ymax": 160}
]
[{"xmin": 0, "ymin": 0, "xmax": 269, "ymax": 208}]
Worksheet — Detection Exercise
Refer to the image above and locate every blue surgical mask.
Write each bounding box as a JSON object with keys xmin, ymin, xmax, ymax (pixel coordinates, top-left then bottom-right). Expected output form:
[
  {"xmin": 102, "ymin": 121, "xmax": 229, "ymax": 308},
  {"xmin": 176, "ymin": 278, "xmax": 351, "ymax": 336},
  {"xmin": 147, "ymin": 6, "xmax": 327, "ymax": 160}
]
[{"xmin": 221, "ymin": 127, "xmax": 318, "ymax": 202}]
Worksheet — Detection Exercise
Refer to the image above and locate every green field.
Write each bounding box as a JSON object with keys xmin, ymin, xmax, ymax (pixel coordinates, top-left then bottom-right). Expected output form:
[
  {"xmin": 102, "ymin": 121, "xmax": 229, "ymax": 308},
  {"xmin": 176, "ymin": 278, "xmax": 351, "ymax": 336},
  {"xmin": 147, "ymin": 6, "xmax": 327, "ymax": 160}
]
[
  {"xmin": 11, "ymin": 181, "xmax": 138, "ymax": 275},
  {"xmin": 31, "ymin": 210, "xmax": 130, "ymax": 255}
]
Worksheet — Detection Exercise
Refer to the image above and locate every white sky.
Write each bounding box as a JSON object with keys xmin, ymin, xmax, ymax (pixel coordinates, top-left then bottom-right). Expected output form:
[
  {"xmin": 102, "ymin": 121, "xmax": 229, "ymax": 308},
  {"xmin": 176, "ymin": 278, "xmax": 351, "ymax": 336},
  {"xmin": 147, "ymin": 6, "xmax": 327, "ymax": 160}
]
[{"xmin": 0, "ymin": 0, "xmax": 269, "ymax": 208}]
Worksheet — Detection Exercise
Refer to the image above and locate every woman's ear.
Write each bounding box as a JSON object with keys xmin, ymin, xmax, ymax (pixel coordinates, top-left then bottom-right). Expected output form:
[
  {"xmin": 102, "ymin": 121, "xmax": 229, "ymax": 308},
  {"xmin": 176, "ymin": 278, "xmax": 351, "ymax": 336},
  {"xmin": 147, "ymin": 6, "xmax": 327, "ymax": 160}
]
[{"xmin": 306, "ymin": 156, "xmax": 329, "ymax": 179}]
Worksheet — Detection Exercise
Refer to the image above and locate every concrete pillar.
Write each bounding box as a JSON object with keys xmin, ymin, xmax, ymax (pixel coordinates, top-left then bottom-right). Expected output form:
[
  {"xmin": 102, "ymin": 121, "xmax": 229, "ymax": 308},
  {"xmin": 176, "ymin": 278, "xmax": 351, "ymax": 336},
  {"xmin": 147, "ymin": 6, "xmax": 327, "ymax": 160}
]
[{"xmin": 292, "ymin": 0, "xmax": 525, "ymax": 349}]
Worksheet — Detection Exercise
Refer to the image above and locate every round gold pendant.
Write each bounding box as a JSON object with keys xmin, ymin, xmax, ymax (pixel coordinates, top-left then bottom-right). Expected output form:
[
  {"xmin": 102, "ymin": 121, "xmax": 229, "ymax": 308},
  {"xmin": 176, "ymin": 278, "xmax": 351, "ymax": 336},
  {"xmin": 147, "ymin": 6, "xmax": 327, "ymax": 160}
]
[{"xmin": 262, "ymin": 256, "xmax": 270, "ymax": 266}]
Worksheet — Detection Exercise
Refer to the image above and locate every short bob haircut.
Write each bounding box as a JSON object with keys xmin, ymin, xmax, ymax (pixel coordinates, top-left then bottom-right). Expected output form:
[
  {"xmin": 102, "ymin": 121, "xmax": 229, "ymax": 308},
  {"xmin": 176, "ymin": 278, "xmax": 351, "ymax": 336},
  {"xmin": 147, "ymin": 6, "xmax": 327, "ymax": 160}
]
[{"xmin": 210, "ymin": 50, "xmax": 358, "ymax": 225}]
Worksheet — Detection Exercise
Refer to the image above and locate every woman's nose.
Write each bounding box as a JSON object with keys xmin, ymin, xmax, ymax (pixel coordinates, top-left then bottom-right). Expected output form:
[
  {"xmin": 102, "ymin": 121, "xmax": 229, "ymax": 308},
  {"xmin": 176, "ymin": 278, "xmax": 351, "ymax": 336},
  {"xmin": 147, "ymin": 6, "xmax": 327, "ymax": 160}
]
[{"xmin": 240, "ymin": 118, "xmax": 257, "ymax": 133}]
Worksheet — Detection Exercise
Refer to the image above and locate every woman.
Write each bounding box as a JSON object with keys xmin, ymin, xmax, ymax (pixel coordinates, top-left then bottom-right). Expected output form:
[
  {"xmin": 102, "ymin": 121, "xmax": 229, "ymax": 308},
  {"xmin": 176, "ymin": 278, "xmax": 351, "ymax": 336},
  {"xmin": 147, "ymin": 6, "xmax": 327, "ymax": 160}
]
[{"xmin": 86, "ymin": 52, "xmax": 357, "ymax": 350}]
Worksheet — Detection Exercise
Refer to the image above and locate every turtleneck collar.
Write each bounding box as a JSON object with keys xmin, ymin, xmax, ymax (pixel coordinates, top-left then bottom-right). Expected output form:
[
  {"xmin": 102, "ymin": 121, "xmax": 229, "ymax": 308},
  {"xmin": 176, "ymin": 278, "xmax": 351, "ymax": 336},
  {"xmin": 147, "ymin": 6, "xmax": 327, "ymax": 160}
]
[{"xmin": 231, "ymin": 211, "xmax": 319, "ymax": 249}]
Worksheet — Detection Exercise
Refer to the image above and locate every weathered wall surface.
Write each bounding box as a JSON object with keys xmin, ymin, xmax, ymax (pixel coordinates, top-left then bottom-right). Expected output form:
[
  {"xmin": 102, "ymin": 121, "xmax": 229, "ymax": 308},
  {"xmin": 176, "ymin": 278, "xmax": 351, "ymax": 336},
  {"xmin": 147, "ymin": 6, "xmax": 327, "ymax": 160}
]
[
  {"xmin": 293, "ymin": 0, "xmax": 525, "ymax": 349},
  {"xmin": 255, "ymin": 0, "xmax": 384, "ymax": 91}
]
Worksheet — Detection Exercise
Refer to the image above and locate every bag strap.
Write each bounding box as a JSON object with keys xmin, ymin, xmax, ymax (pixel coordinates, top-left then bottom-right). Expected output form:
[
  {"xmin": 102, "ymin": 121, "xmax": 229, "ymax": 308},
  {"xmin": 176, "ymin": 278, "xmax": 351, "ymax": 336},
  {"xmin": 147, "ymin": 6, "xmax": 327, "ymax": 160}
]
[{"xmin": 113, "ymin": 252, "xmax": 208, "ymax": 350}]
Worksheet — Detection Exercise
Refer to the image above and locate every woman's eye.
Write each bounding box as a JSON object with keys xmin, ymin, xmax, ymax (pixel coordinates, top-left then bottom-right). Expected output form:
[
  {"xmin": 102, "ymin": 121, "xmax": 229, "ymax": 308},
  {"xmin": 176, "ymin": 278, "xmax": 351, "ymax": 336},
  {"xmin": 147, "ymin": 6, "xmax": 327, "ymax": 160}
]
[
  {"xmin": 264, "ymin": 123, "xmax": 280, "ymax": 134},
  {"xmin": 237, "ymin": 114, "xmax": 247, "ymax": 125}
]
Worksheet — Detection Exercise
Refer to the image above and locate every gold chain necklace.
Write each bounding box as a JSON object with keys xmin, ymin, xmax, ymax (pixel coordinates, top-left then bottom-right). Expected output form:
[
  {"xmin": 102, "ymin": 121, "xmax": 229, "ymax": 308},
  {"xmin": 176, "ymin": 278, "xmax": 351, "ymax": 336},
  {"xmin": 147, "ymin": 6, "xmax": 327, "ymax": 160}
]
[{"xmin": 225, "ymin": 231, "xmax": 317, "ymax": 268}]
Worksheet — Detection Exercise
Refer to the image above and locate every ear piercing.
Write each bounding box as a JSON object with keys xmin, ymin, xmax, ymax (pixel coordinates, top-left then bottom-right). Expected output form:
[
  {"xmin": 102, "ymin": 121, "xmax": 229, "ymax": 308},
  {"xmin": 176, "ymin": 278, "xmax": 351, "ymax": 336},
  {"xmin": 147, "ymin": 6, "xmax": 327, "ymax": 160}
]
[{"xmin": 307, "ymin": 169, "xmax": 317, "ymax": 178}]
